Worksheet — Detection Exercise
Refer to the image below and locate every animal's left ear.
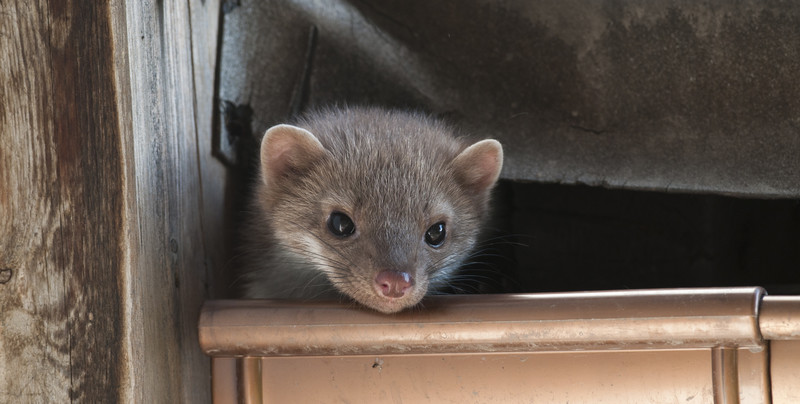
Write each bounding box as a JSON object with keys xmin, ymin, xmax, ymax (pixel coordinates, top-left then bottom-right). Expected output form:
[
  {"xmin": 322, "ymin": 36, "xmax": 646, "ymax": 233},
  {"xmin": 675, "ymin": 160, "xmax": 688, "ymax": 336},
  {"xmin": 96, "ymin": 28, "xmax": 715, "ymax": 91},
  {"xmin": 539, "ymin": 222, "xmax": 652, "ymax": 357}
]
[{"xmin": 451, "ymin": 139, "xmax": 503, "ymax": 194}]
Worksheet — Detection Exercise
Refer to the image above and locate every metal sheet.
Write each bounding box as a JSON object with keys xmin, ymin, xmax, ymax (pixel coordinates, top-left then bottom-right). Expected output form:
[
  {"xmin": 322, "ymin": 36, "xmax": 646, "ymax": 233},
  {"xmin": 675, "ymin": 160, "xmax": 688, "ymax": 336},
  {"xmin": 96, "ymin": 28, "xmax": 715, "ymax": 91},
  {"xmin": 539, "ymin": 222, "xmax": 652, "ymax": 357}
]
[
  {"xmin": 770, "ymin": 340, "xmax": 800, "ymax": 404},
  {"xmin": 199, "ymin": 288, "xmax": 765, "ymax": 357},
  {"xmin": 759, "ymin": 296, "xmax": 800, "ymax": 340},
  {"xmin": 258, "ymin": 350, "xmax": 715, "ymax": 404},
  {"xmin": 211, "ymin": 347, "xmax": 774, "ymax": 404},
  {"xmin": 200, "ymin": 288, "xmax": 799, "ymax": 403}
]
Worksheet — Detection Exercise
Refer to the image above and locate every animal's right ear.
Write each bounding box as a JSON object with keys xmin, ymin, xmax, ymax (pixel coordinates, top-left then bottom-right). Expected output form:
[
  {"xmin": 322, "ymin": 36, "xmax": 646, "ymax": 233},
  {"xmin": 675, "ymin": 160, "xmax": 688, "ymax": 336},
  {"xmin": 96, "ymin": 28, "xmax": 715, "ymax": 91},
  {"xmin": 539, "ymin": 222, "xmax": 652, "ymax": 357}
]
[
  {"xmin": 260, "ymin": 124, "xmax": 326, "ymax": 186},
  {"xmin": 450, "ymin": 139, "xmax": 503, "ymax": 195}
]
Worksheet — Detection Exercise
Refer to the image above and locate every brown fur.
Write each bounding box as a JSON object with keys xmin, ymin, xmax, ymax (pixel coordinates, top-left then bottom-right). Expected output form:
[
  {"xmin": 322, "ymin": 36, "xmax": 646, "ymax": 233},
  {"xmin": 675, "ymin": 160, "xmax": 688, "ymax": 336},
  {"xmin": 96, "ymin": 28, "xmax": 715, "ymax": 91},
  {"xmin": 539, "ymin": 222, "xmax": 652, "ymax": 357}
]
[{"xmin": 239, "ymin": 106, "xmax": 502, "ymax": 313}]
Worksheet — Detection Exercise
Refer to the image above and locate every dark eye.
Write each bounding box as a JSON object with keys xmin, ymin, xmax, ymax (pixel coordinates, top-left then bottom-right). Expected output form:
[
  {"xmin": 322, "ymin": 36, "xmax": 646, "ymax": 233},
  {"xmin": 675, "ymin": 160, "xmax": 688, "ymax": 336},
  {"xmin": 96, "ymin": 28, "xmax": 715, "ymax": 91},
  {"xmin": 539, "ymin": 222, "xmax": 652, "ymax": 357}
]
[
  {"xmin": 327, "ymin": 211, "xmax": 355, "ymax": 237},
  {"xmin": 425, "ymin": 222, "xmax": 446, "ymax": 247}
]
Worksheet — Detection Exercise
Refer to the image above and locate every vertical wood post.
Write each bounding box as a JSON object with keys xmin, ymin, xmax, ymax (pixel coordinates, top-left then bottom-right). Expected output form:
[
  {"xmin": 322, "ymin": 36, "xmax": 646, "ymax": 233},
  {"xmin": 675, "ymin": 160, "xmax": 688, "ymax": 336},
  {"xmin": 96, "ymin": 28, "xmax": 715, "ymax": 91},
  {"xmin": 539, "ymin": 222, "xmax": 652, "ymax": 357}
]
[{"xmin": 1, "ymin": 0, "xmax": 219, "ymax": 401}]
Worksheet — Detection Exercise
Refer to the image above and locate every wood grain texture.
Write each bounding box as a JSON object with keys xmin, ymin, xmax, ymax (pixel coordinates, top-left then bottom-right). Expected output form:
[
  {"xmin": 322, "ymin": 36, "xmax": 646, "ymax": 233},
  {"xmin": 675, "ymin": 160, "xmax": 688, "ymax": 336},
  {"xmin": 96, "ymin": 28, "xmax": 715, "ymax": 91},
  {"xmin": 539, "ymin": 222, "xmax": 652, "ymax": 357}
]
[
  {"xmin": 0, "ymin": 1, "xmax": 124, "ymax": 402},
  {"xmin": 121, "ymin": 0, "xmax": 211, "ymax": 402},
  {"xmin": 189, "ymin": 0, "xmax": 232, "ymax": 299},
  {"xmin": 1, "ymin": 0, "xmax": 213, "ymax": 402}
]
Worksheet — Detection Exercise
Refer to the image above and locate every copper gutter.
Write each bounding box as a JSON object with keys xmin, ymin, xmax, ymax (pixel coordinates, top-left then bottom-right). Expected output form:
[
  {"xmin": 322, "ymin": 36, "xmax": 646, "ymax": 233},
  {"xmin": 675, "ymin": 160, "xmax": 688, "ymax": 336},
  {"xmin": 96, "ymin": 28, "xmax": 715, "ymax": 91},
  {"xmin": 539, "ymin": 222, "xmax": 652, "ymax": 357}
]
[
  {"xmin": 200, "ymin": 288, "xmax": 767, "ymax": 356},
  {"xmin": 199, "ymin": 288, "xmax": 800, "ymax": 404},
  {"xmin": 759, "ymin": 295, "xmax": 800, "ymax": 340}
]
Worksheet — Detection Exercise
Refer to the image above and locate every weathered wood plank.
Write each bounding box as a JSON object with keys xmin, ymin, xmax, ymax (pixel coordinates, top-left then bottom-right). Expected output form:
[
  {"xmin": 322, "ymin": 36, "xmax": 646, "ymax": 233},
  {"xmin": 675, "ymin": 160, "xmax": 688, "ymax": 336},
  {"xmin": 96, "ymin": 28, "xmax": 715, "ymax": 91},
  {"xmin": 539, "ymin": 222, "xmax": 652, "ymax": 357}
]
[
  {"xmin": 190, "ymin": 0, "xmax": 231, "ymax": 299},
  {"xmin": 121, "ymin": 0, "xmax": 212, "ymax": 402},
  {"xmin": 0, "ymin": 1, "xmax": 125, "ymax": 402},
  {"xmin": 2, "ymin": 0, "xmax": 213, "ymax": 402},
  {"xmin": 171, "ymin": 0, "xmax": 215, "ymax": 402}
]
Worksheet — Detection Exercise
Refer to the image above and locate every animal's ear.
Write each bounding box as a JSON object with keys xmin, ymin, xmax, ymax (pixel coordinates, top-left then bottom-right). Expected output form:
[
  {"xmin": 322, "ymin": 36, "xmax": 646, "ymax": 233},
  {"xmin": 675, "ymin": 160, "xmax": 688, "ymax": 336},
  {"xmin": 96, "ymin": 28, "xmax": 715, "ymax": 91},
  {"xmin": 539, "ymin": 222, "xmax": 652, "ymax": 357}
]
[
  {"xmin": 451, "ymin": 139, "xmax": 504, "ymax": 194},
  {"xmin": 260, "ymin": 124, "xmax": 326, "ymax": 186}
]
